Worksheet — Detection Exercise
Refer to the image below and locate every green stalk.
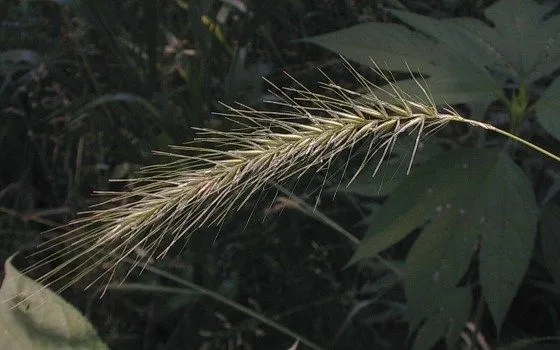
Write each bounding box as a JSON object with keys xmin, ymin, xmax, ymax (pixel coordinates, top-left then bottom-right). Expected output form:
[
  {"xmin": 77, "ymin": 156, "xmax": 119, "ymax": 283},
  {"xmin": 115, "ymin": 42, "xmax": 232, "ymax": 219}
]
[
  {"xmin": 451, "ymin": 115, "xmax": 560, "ymax": 163},
  {"xmin": 121, "ymin": 259, "xmax": 324, "ymax": 350}
]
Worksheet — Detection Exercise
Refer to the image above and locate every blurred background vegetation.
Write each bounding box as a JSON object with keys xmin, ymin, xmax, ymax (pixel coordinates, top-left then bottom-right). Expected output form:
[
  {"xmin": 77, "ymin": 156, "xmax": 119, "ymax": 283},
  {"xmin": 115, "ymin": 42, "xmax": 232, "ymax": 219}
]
[{"xmin": 3, "ymin": 0, "xmax": 559, "ymax": 349}]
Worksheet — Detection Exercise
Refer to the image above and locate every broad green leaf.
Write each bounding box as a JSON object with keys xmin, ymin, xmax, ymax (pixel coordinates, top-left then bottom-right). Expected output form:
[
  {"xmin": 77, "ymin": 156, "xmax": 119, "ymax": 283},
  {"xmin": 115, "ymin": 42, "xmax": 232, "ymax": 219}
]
[
  {"xmin": 390, "ymin": 10, "xmax": 505, "ymax": 74},
  {"xmin": 388, "ymin": 9, "xmax": 511, "ymax": 104},
  {"xmin": 392, "ymin": 0, "xmax": 560, "ymax": 99},
  {"xmin": 309, "ymin": 0, "xmax": 560, "ymax": 109},
  {"xmin": 0, "ymin": 254, "xmax": 107, "ymax": 350},
  {"xmin": 350, "ymin": 149, "xmax": 538, "ymax": 334},
  {"xmin": 443, "ymin": 290, "xmax": 472, "ymax": 350},
  {"xmin": 350, "ymin": 149, "xmax": 498, "ymax": 264},
  {"xmin": 484, "ymin": 0, "xmax": 556, "ymax": 78},
  {"xmin": 534, "ymin": 75, "xmax": 560, "ymax": 141},
  {"xmin": 341, "ymin": 138, "xmax": 444, "ymax": 197},
  {"xmin": 392, "ymin": 9, "xmax": 522, "ymax": 86},
  {"xmin": 477, "ymin": 152, "xmax": 537, "ymax": 334},
  {"xmin": 445, "ymin": 17, "xmax": 509, "ymax": 75},
  {"xmin": 303, "ymin": 22, "xmax": 442, "ymax": 74},
  {"xmin": 540, "ymin": 204, "xmax": 560, "ymax": 285},
  {"xmin": 412, "ymin": 288, "xmax": 472, "ymax": 350},
  {"xmin": 525, "ymin": 13, "xmax": 560, "ymax": 82},
  {"xmin": 306, "ymin": 9, "xmax": 505, "ymax": 106},
  {"xmin": 542, "ymin": 177, "xmax": 560, "ymax": 205},
  {"xmin": 445, "ymin": 0, "xmax": 560, "ymax": 83},
  {"xmin": 378, "ymin": 71, "xmax": 501, "ymax": 106},
  {"xmin": 404, "ymin": 189, "xmax": 480, "ymax": 331}
]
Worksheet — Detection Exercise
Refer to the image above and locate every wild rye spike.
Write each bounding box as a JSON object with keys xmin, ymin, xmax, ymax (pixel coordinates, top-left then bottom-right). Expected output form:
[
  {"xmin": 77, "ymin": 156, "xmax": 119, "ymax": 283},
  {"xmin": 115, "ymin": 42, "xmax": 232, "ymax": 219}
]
[{"xmin": 24, "ymin": 60, "xmax": 560, "ymax": 294}]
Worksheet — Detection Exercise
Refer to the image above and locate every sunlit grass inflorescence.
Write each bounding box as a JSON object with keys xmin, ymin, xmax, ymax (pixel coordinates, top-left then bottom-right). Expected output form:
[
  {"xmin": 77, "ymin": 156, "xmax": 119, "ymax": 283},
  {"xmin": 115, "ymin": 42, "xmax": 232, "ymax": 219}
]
[{"xmin": 27, "ymin": 61, "xmax": 548, "ymax": 294}]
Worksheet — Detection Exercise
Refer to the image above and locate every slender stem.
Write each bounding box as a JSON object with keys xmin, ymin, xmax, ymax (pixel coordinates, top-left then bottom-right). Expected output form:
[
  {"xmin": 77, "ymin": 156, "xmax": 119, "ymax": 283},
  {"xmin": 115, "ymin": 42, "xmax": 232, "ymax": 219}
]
[
  {"xmin": 451, "ymin": 116, "xmax": 560, "ymax": 163},
  {"xmin": 273, "ymin": 184, "xmax": 403, "ymax": 277},
  {"xmin": 121, "ymin": 258, "xmax": 324, "ymax": 350},
  {"xmin": 493, "ymin": 128, "xmax": 560, "ymax": 163},
  {"xmin": 274, "ymin": 183, "xmax": 360, "ymax": 245}
]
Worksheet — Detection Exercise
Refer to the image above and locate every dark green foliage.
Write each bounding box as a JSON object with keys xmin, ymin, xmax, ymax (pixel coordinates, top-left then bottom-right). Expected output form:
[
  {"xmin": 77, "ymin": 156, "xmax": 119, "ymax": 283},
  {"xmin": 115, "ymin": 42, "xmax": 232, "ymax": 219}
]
[{"xmin": 307, "ymin": 0, "xmax": 560, "ymax": 348}]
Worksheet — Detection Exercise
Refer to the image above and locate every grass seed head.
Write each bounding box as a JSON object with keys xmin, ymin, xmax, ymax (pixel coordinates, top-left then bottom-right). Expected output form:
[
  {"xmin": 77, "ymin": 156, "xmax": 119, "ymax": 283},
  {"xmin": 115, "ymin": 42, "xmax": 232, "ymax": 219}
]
[{"xmin": 26, "ymin": 61, "xmax": 462, "ymax": 293}]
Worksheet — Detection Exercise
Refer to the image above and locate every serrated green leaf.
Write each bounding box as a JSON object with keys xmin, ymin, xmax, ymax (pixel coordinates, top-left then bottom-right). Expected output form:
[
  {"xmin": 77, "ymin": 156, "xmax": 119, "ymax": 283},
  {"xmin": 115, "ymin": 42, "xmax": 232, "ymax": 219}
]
[
  {"xmin": 350, "ymin": 149, "xmax": 498, "ymax": 264},
  {"xmin": 403, "ymin": 151, "xmax": 535, "ymax": 334},
  {"xmin": 484, "ymin": 0, "xmax": 555, "ymax": 78},
  {"xmin": 445, "ymin": 17, "xmax": 509, "ymax": 74},
  {"xmin": 525, "ymin": 13, "xmax": 560, "ymax": 82},
  {"xmin": 303, "ymin": 22, "xmax": 442, "ymax": 74},
  {"xmin": 404, "ymin": 190, "xmax": 480, "ymax": 331},
  {"xmin": 307, "ymin": 0, "xmax": 560, "ymax": 108},
  {"xmin": 540, "ymin": 204, "xmax": 560, "ymax": 285},
  {"xmin": 378, "ymin": 71, "xmax": 501, "ymax": 106},
  {"xmin": 448, "ymin": 0, "xmax": 560, "ymax": 83},
  {"xmin": 412, "ymin": 288, "xmax": 471, "ymax": 350},
  {"xmin": 349, "ymin": 149, "xmax": 537, "ymax": 335},
  {"xmin": 390, "ymin": 10, "xmax": 504, "ymax": 74},
  {"xmin": 307, "ymin": 8, "xmax": 504, "ymax": 106},
  {"xmin": 478, "ymin": 152, "xmax": 537, "ymax": 334},
  {"xmin": 0, "ymin": 254, "xmax": 107, "ymax": 350},
  {"xmin": 534, "ymin": 75, "xmax": 560, "ymax": 141}
]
